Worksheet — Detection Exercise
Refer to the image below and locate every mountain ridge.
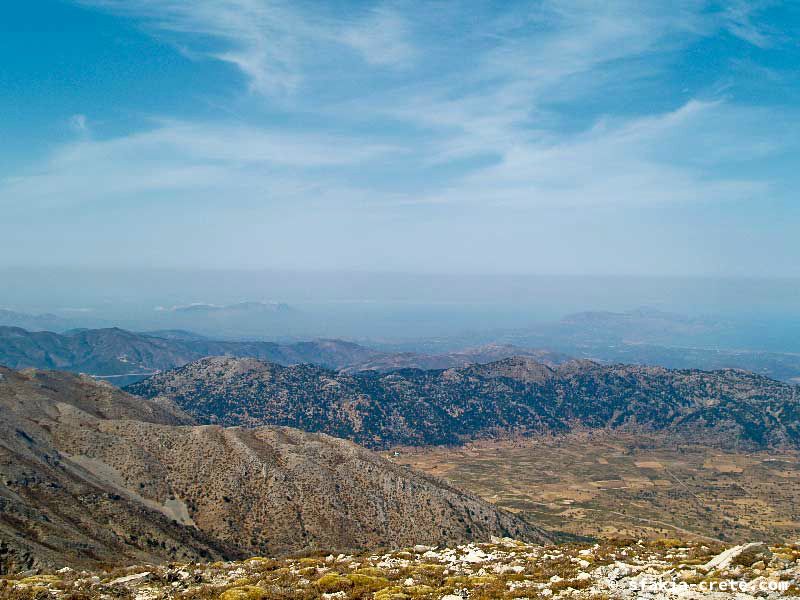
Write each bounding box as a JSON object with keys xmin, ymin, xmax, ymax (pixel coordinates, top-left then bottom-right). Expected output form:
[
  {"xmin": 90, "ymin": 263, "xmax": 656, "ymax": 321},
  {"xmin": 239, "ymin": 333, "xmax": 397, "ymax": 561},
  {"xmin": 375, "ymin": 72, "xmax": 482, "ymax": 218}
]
[
  {"xmin": 0, "ymin": 326, "xmax": 569, "ymax": 385},
  {"xmin": 126, "ymin": 355, "xmax": 800, "ymax": 449}
]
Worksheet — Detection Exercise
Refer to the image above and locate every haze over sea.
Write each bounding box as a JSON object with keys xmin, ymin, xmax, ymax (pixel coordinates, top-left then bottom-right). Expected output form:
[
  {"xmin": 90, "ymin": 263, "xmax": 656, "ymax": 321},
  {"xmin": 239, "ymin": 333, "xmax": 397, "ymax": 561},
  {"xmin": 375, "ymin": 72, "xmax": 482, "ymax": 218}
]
[{"xmin": 2, "ymin": 268, "xmax": 797, "ymax": 350}]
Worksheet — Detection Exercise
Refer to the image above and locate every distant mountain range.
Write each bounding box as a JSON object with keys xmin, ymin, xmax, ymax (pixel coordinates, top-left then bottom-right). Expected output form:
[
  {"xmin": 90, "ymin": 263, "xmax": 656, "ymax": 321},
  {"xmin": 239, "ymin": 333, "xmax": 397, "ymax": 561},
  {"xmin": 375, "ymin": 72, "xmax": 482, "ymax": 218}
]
[
  {"xmin": 127, "ymin": 356, "xmax": 800, "ymax": 450},
  {"xmin": 0, "ymin": 326, "xmax": 382, "ymax": 385},
  {"xmin": 3, "ymin": 304, "xmax": 800, "ymax": 382},
  {"xmin": 162, "ymin": 301, "xmax": 294, "ymax": 314},
  {"xmin": 0, "ymin": 302, "xmax": 298, "ymax": 340},
  {"xmin": 0, "ymin": 326, "xmax": 569, "ymax": 385},
  {"xmin": 0, "ymin": 365, "xmax": 546, "ymax": 571},
  {"xmin": 0, "ymin": 309, "xmax": 79, "ymax": 332},
  {"xmin": 466, "ymin": 308, "xmax": 800, "ymax": 383}
]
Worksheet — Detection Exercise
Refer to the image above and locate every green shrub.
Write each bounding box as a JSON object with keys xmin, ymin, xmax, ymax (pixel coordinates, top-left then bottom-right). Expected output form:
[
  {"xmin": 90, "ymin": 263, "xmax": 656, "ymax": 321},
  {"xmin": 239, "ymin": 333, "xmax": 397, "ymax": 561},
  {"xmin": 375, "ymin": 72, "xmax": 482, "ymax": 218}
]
[
  {"xmin": 218, "ymin": 585, "xmax": 268, "ymax": 600},
  {"xmin": 315, "ymin": 573, "xmax": 352, "ymax": 593}
]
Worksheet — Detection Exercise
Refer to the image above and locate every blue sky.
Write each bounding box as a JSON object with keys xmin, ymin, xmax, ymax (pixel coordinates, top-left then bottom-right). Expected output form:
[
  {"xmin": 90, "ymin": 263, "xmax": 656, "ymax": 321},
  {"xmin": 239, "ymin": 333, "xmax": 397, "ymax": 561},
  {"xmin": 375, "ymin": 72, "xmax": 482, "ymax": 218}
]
[{"xmin": 1, "ymin": 0, "xmax": 799, "ymax": 276}]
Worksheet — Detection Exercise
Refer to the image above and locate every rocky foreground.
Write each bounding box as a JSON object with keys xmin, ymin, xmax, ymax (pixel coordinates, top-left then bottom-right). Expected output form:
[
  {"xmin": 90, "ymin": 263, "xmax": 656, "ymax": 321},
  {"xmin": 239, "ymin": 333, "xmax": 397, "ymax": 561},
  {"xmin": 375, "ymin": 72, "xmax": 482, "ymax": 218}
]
[{"xmin": 3, "ymin": 539, "xmax": 799, "ymax": 600}]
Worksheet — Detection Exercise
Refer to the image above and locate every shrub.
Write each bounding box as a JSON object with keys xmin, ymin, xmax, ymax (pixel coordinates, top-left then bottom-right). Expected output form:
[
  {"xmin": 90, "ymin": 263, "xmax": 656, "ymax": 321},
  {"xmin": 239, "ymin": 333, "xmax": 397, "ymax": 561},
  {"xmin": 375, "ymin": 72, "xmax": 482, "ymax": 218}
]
[
  {"xmin": 218, "ymin": 585, "xmax": 268, "ymax": 600},
  {"xmin": 346, "ymin": 573, "xmax": 390, "ymax": 591},
  {"xmin": 315, "ymin": 573, "xmax": 352, "ymax": 593}
]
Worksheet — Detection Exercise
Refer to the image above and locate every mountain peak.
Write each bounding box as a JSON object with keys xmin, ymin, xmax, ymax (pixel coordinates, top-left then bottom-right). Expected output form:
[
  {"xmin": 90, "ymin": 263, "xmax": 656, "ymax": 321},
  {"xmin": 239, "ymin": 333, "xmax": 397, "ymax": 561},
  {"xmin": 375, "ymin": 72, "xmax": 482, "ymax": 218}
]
[{"xmin": 474, "ymin": 356, "xmax": 557, "ymax": 383}]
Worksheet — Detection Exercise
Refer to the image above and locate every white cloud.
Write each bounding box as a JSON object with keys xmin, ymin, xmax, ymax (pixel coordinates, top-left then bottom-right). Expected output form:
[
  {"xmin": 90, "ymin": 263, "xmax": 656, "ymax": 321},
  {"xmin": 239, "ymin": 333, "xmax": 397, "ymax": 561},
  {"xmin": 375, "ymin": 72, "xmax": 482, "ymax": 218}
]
[
  {"xmin": 366, "ymin": 1, "xmax": 708, "ymax": 166},
  {"xmin": 14, "ymin": 2, "xmax": 789, "ymax": 224},
  {"xmin": 722, "ymin": 0, "xmax": 777, "ymax": 48},
  {"xmin": 69, "ymin": 114, "xmax": 89, "ymax": 133},
  {"xmin": 408, "ymin": 101, "xmax": 772, "ymax": 209},
  {"xmin": 79, "ymin": 0, "xmax": 418, "ymax": 96},
  {"xmin": 80, "ymin": 0, "xmax": 314, "ymax": 95},
  {"xmin": 334, "ymin": 1, "xmax": 790, "ymax": 211},
  {"xmin": 340, "ymin": 5, "xmax": 416, "ymax": 67},
  {"xmin": 11, "ymin": 1, "xmax": 789, "ymax": 219},
  {"xmin": 0, "ymin": 121, "xmax": 398, "ymax": 211}
]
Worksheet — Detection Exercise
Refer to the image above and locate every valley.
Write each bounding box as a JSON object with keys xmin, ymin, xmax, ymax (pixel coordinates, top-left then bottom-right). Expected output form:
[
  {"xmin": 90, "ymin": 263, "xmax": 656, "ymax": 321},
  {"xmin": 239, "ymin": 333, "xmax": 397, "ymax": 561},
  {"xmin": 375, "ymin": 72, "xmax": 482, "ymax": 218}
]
[{"xmin": 388, "ymin": 432, "xmax": 800, "ymax": 544}]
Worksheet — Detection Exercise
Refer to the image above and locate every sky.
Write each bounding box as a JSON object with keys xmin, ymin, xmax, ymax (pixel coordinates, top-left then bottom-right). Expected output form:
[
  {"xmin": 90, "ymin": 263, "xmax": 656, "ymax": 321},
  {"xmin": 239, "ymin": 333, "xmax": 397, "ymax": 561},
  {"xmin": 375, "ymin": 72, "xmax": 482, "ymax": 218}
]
[{"xmin": 1, "ymin": 0, "xmax": 799, "ymax": 277}]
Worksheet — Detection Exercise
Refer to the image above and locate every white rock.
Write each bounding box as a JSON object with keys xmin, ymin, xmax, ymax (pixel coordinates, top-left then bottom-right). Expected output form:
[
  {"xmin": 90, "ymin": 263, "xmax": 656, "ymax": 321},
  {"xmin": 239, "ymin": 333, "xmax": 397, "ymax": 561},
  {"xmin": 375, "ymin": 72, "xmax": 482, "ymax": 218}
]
[
  {"xmin": 440, "ymin": 595, "xmax": 462, "ymax": 600},
  {"xmin": 322, "ymin": 592, "xmax": 347, "ymax": 600},
  {"xmin": 493, "ymin": 564, "xmax": 525, "ymax": 574},
  {"xmin": 462, "ymin": 548, "xmax": 488, "ymax": 563},
  {"xmin": 576, "ymin": 572, "xmax": 591, "ymax": 581},
  {"xmin": 109, "ymin": 572, "xmax": 151, "ymax": 586},
  {"xmin": 700, "ymin": 542, "xmax": 772, "ymax": 572},
  {"xmin": 404, "ymin": 578, "xmax": 414, "ymax": 586}
]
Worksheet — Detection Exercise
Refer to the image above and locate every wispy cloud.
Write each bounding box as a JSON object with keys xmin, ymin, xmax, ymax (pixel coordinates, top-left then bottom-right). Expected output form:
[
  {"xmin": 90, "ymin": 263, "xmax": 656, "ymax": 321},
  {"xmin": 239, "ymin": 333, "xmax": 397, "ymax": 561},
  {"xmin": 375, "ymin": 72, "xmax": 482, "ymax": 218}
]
[
  {"xmin": 6, "ymin": 0, "xmax": 795, "ymax": 273},
  {"xmin": 337, "ymin": 1, "xmax": 792, "ymax": 209},
  {"xmin": 722, "ymin": 0, "xmax": 778, "ymax": 48},
  {"xmin": 80, "ymin": 0, "xmax": 309, "ymax": 95},
  {"xmin": 0, "ymin": 121, "xmax": 398, "ymax": 212},
  {"xmin": 415, "ymin": 101, "xmax": 773, "ymax": 209},
  {"xmin": 364, "ymin": 1, "xmax": 708, "ymax": 163},
  {"xmin": 68, "ymin": 114, "xmax": 89, "ymax": 133},
  {"xmin": 79, "ymin": 0, "xmax": 418, "ymax": 96},
  {"xmin": 19, "ymin": 0, "xmax": 792, "ymax": 213},
  {"xmin": 340, "ymin": 5, "xmax": 416, "ymax": 67}
]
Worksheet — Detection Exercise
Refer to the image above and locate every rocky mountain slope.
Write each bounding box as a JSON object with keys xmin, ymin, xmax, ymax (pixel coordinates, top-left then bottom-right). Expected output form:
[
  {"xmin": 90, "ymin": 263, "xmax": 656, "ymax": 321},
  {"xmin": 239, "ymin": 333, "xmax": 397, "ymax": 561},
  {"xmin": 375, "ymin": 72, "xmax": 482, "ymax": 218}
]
[
  {"xmin": 127, "ymin": 356, "xmax": 800, "ymax": 449},
  {"xmin": 0, "ymin": 366, "xmax": 548, "ymax": 572},
  {"xmin": 5, "ymin": 538, "xmax": 798, "ymax": 599},
  {"xmin": 0, "ymin": 309, "xmax": 82, "ymax": 332}
]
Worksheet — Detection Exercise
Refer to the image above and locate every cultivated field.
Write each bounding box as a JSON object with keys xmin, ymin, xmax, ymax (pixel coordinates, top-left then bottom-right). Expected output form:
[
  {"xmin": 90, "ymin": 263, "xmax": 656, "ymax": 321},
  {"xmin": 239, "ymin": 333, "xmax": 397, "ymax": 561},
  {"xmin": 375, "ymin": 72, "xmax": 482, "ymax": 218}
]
[{"xmin": 386, "ymin": 432, "xmax": 800, "ymax": 543}]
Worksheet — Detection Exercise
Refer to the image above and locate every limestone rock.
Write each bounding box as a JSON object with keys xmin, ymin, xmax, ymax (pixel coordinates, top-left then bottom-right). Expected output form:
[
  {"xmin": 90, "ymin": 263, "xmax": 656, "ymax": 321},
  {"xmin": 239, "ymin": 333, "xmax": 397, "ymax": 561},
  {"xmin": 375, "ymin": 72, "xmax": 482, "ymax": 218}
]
[{"xmin": 700, "ymin": 542, "xmax": 772, "ymax": 572}]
